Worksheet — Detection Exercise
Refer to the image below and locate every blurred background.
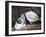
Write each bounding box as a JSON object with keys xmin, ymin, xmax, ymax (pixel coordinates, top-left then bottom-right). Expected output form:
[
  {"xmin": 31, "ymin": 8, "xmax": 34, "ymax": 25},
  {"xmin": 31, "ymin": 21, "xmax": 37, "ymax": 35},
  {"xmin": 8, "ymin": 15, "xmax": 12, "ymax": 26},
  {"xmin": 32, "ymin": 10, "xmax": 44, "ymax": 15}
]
[{"xmin": 12, "ymin": 6, "xmax": 41, "ymax": 31}]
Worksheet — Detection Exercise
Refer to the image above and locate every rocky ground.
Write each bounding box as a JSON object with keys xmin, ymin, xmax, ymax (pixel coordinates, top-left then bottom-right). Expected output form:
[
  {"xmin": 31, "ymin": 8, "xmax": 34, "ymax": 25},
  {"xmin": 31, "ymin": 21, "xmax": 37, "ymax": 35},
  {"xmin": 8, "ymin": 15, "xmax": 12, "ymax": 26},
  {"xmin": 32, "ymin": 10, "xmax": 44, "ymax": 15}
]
[{"xmin": 12, "ymin": 20, "xmax": 41, "ymax": 31}]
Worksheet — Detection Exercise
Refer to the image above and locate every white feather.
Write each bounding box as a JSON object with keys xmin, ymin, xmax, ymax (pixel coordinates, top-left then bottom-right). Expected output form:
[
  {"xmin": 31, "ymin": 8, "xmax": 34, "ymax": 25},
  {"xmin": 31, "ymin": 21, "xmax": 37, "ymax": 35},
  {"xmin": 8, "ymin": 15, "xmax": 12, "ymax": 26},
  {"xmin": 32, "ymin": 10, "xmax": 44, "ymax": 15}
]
[{"xmin": 25, "ymin": 11, "xmax": 39, "ymax": 22}]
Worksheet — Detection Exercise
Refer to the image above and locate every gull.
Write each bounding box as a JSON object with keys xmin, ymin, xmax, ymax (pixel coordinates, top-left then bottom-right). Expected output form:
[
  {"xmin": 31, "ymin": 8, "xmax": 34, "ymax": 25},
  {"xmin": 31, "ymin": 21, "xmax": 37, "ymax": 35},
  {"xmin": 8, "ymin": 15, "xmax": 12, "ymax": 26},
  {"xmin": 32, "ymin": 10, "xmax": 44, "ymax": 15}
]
[{"xmin": 14, "ymin": 11, "xmax": 40, "ymax": 30}]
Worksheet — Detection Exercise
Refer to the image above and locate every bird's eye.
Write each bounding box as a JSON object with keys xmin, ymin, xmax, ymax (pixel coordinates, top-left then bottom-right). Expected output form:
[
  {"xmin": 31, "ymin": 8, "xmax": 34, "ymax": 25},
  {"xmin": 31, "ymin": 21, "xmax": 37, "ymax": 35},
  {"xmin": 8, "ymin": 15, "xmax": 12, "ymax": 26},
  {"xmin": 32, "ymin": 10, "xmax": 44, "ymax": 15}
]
[{"xmin": 17, "ymin": 19, "xmax": 22, "ymax": 24}]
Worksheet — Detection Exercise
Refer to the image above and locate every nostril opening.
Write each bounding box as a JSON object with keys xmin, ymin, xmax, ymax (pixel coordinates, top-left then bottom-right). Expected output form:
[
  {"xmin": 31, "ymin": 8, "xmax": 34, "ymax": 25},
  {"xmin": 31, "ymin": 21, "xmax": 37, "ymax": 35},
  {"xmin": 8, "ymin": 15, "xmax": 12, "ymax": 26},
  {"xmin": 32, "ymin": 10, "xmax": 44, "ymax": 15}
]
[{"xmin": 17, "ymin": 19, "xmax": 22, "ymax": 24}]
